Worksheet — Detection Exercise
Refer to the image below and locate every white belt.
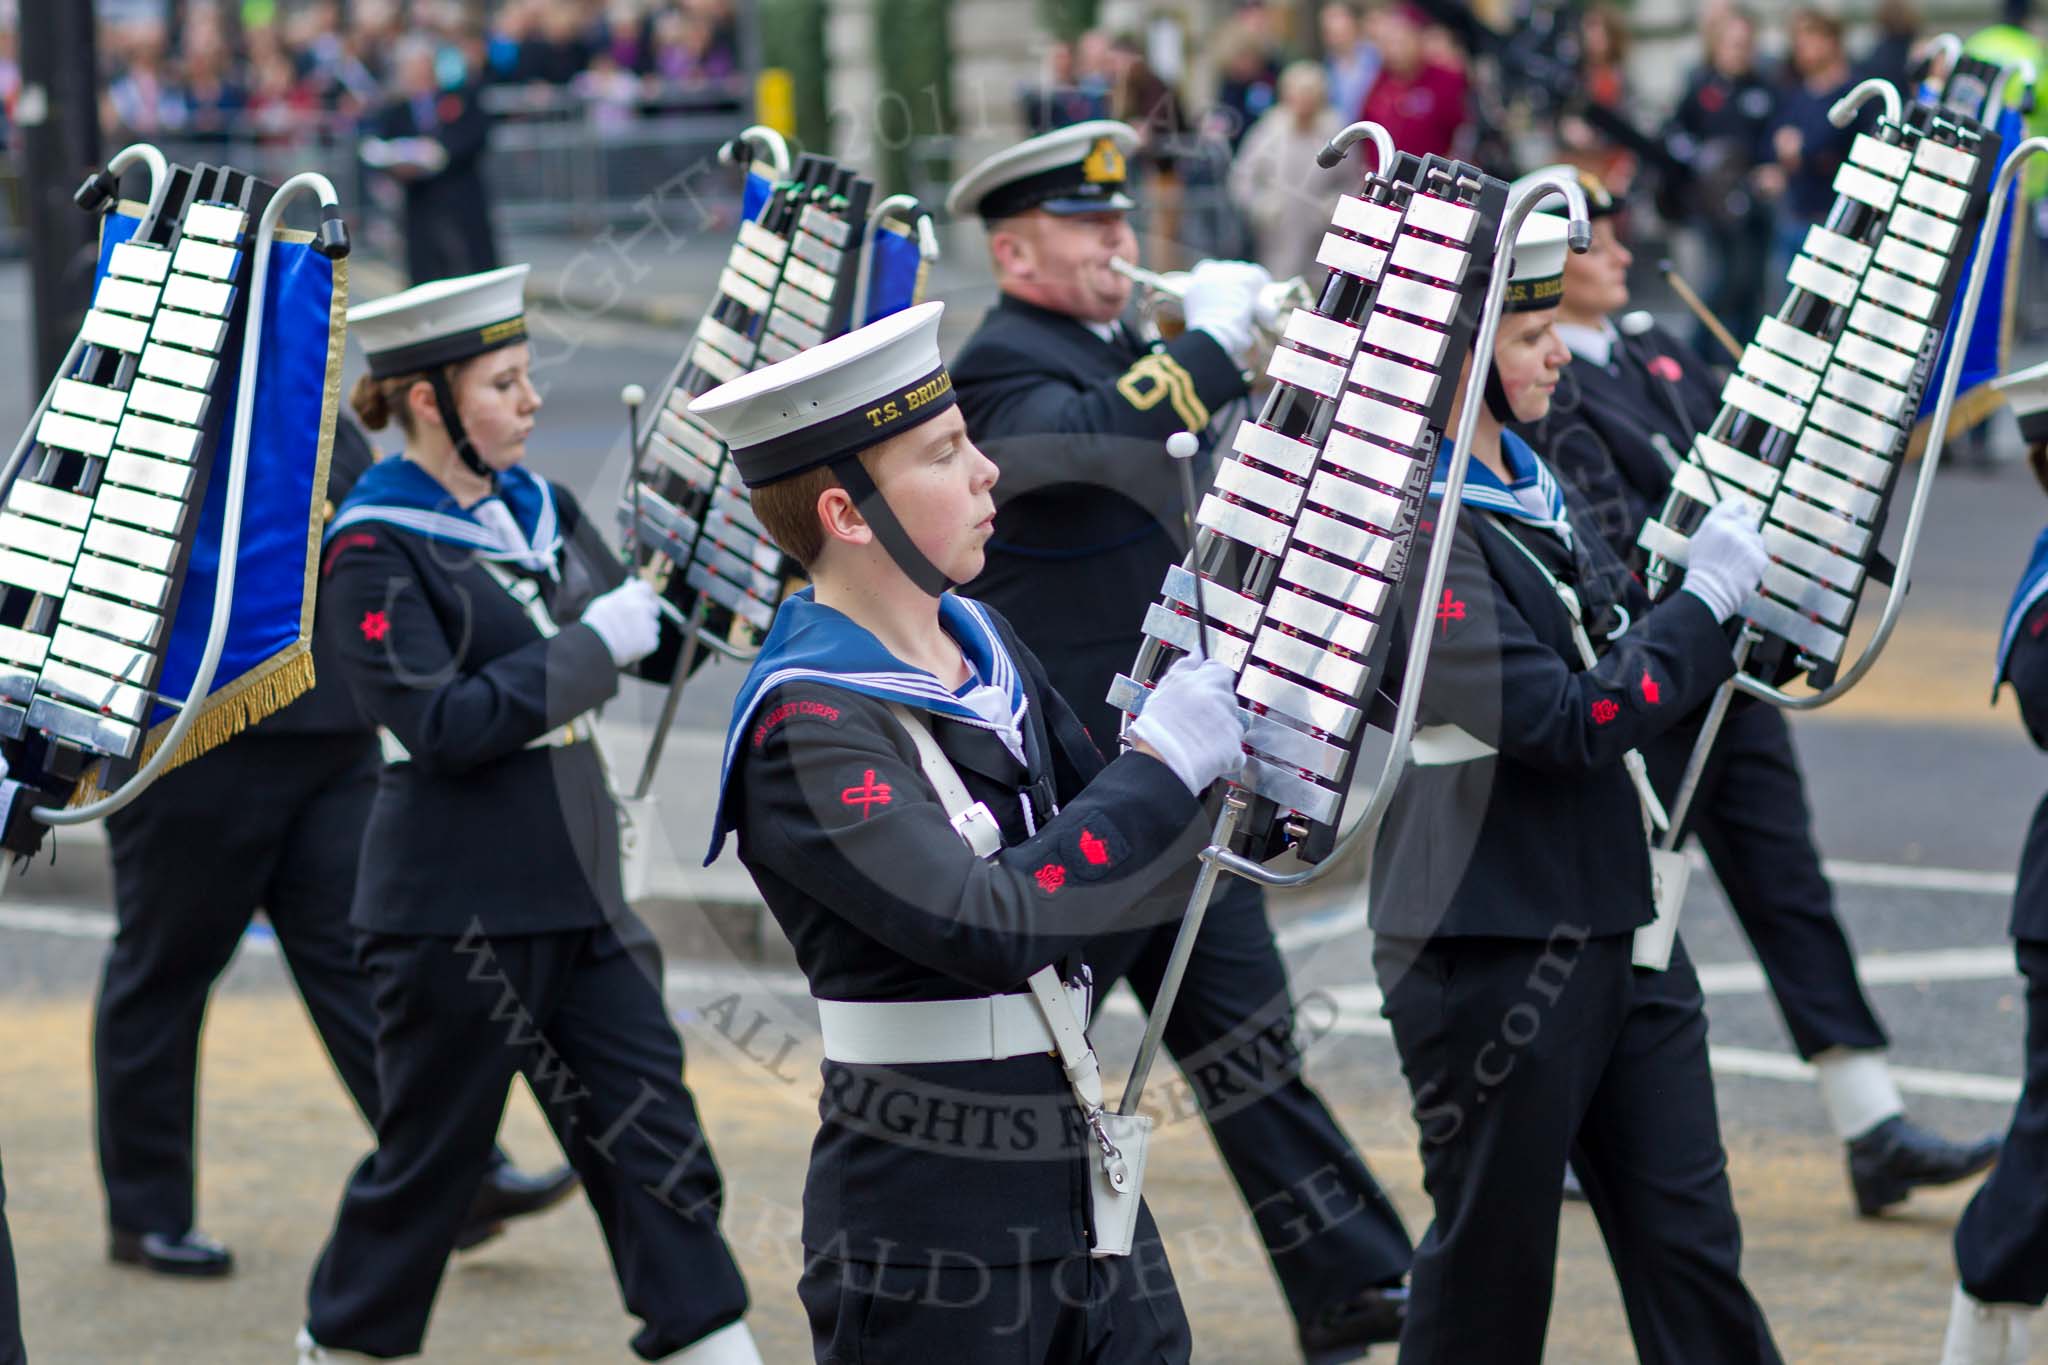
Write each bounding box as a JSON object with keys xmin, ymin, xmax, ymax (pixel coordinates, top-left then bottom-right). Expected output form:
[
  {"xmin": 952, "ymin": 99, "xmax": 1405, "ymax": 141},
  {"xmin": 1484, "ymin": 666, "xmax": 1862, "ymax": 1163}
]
[
  {"xmin": 1409, "ymin": 723, "xmax": 1496, "ymax": 766},
  {"xmin": 816, "ymin": 979, "xmax": 1093, "ymax": 1065},
  {"xmin": 377, "ymin": 713, "xmax": 597, "ymax": 766}
]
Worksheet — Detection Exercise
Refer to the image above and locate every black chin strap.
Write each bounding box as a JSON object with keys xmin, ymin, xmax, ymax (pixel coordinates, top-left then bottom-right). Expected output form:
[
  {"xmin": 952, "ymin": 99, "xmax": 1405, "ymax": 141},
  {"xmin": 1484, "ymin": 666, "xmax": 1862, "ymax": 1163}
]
[
  {"xmin": 1483, "ymin": 365, "xmax": 1517, "ymax": 425},
  {"xmin": 831, "ymin": 455, "xmax": 955, "ymax": 598},
  {"xmin": 429, "ymin": 369, "xmax": 494, "ymax": 481}
]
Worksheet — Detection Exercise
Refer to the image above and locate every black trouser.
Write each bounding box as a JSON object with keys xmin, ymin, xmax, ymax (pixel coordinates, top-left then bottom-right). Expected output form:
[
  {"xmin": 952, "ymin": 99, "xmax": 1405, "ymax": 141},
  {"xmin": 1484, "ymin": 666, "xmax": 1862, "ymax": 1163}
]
[
  {"xmin": 1089, "ymin": 878, "xmax": 1413, "ymax": 1331},
  {"xmin": 1374, "ymin": 931, "xmax": 1780, "ymax": 1365},
  {"xmin": 796, "ymin": 1205, "xmax": 1191, "ymax": 1364},
  {"xmin": 1955, "ymin": 939, "xmax": 2048, "ymax": 1307},
  {"xmin": 305, "ymin": 923, "xmax": 749, "ymax": 1359},
  {"xmin": 0, "ymin": 1146, "xmax": 22, "ymax": 1365},
  {"xmin": 95, "ymin": 734, "xmax": 409, "ymax": 1237},
  {"xmin": 1650, "ymin": 699, "xmax": 1888, "ymax": 1059}
]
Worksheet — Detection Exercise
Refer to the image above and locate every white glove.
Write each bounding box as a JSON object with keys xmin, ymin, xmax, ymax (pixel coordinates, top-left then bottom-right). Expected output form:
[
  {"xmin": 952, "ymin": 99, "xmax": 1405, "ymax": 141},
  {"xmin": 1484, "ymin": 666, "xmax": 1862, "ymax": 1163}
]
[
  {"xmin": 1181, "ymin": 259, "xmax": 1272, "ymax": 361},
  {"xmin": 581, "ymin": 577, "xmax": 662, "ymax": 666},
  {"xmin": 1129, "ymin": 656, "xmax": 1248, "ymax": 796},
  {"xmin": 1680, "ymin": 496, "xmax": 1769, "ymax": 623}
]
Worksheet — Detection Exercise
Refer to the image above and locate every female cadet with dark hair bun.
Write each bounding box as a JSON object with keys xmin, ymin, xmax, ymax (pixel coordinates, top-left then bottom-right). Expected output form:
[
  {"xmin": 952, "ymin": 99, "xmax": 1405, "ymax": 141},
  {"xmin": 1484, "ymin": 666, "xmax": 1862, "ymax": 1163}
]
[{"xmin": 296, "ymin": 266, "xmax": 760, "ymax": 1365}]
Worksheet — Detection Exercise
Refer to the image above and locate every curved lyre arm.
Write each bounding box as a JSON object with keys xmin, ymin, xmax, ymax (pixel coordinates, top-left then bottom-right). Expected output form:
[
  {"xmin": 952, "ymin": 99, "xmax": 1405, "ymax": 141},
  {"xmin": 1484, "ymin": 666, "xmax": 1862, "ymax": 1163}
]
[
  {"xmin": 0, "ymin": 145, "xmax": 177, "ymax": 514},
  {"xmin": 1316, "ymin": 120, "xmax": 1395, "ymax": 174},
  {"xmin": 851, "ymin": 193, "xmax": 938, "ymax": 327},
  {"xmin": 1987, "ymin": 57, "xmax": 2040, "ymax": 124},
  {"xmin": 1204, "ymin": 170, "xmax": 1594, "ymax": 891},
  {"xmin": 42, "ymin": 171, "xmax": 349, "ymax": 824},
  {"xmin": 720, "ymin": 125, "xmax": 791, "ymax": 180},
  {"xmin": 1921, "ymin": 34, "xmax": 1963, "ymax": 92},
  {"xmin": 1831, "ymin": 78, "xmax": 1904, "ymax": 129},
  {"xmin": 1737, "ymin": 135, "xmax": 2048, "ymax": 711}
]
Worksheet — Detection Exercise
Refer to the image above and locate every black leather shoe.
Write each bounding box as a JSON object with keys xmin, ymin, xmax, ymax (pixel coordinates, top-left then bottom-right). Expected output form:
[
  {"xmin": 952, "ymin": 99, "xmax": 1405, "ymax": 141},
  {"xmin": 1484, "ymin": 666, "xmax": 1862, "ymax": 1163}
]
[
  {"xmin": 108, "ymin": 1228, "xmax": 234, "ymax": 1278},
  {"xmin": 1847, "ymin": 1115, "xmax": 2000, "ymax": 1217},
  {"xmin": 1299, "ymin": 1283, "xmax": 1407, "ymax": 1363},
  {"xmin": 454, "ymin": 1163, "xmax": 579, "ymax": 1252}
]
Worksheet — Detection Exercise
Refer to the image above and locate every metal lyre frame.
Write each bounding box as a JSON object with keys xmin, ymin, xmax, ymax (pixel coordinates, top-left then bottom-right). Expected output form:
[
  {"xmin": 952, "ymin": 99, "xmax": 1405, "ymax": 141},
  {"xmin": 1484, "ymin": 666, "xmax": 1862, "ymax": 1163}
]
[
  {"xmin": 1652, "ymin": 117, "xmax": 2048, "ymax": 853},
  {"xmin": 1116, "ymin": 161, "xmax": 1594, "ymax": 1116},
  {"xmin": 0, "ymin": 146, "xmax": 349, "ymax": 826},
  {"xmin": 622, "ymin": 155, "xmax": 941, "ymax": 800}
]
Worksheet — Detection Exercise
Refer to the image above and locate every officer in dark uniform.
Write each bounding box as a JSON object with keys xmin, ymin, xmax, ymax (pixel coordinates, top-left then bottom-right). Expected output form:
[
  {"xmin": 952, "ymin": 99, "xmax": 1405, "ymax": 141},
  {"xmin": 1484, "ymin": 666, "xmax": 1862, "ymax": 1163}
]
[
  {"xmin": 947, "ymin": 120, "xmax": 1413, "ymax": 1360},
  {"xmin": 300, "ymin": 267, "xmax": 757, "ymax": 1364},
  {"xmin": 1372, "ymin": 210, "xmax": 1783, "ymax": 1363},
  {"xmin": 1511, "ymin": 166, "xmax": 1999, "ymax": 1216},
  {"xmin": 92, "ymin": 415, "xmax": 575, "ymax": 1281},
  {"xmin": 1943, "ymin": 360, "xmax": 2048, "ymax": 1364},
  {"xmin": 694, "ymin": 301, "xmax": 1245, "ymax": 1363},
  {"xmin": 362, "ymin": 35, "xmax": 501, "ymax": 287}
]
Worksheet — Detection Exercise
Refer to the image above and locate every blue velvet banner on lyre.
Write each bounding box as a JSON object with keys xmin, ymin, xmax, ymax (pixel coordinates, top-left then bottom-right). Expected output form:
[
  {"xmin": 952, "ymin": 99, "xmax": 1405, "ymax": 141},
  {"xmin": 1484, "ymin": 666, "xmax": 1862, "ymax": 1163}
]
[
  {"xmin": 1916, "ymin": 104, "xmax": 2026, "ymax": 448},
  {"xmin": 863, "ymin": 220, "xmax": 927, "ymax": 324},
  {"xmin": 92, "ymin": 206, "xmax": 344, "ymax": 766}
]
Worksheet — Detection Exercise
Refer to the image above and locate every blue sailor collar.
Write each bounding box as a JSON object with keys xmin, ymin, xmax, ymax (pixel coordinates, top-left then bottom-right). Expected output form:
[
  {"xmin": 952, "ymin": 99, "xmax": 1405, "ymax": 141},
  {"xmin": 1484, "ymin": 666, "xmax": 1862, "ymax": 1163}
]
[
  {"xmin": 1995, "ymin": 525, "xmax": 2048, "ymax": 698},
  {"xmin": 1428, "ymin": 429, "xmax": 1573, "ymax": 549},
  {"xmin": 705, "ymin": 589, "xmax": 1030, "ymax": 862},
  {"xmin": 326, "ymin": 455, "xmax": 563, "ymax": 572}
]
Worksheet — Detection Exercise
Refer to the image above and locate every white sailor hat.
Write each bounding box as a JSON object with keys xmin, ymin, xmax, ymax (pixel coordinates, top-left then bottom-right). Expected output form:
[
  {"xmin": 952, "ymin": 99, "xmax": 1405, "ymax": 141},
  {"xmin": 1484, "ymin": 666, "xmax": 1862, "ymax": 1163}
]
[
  {"xmin": 1509, "ymin": 164, "xmax": 1621, "ymax": 220},
  {"xmin": 946, "ymin": 120, "xmax": 1140, "ymax": 222},
  {"xmin": 689, "ymin": 301, "xmax": 954, "ymax": 488},
  {"xmin": 1503, "ymin": 212, "xmax": 1570, "ymax": 313},
  {"xmin": 1996, "ymin": 358, "xmax": 2048, "ymax": 445},
  {"xmin": 347, "ymin": 264, "xmax": 530, "ymax": 378}
]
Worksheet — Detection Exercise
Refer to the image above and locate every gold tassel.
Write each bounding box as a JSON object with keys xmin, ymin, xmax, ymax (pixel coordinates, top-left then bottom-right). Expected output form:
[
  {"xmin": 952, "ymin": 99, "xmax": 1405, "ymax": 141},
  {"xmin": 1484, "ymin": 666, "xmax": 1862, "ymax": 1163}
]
[{"xmin": 67, "ymin": 650, "xmax": 318, "ymax": 808}]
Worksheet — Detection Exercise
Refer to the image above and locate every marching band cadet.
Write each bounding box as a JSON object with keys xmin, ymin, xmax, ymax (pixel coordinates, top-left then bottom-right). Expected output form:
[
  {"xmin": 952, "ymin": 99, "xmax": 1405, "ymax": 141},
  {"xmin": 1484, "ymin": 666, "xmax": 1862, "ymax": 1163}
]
[
  {"xmin": 1940, "ymin": 360, "xmax": 2048, "ymax": 1364},
  {"xmin": 1511, "ymin": 165, "xmax": 1999, "ymax": 1216},
  {"xmin": 298, "ymin": 266, "xmax": 758, "ymax": 1364},
  {"xmin": 946, "ymin": 118, "xmax": 1416, "ymax": 1361},
  {"xmin": 692, "ymin": 301, "xmax": 1245, "ymax": 1363},
  {"xmin": 1369, "ymin": 211, "xmax": 1784, "ymax": 1362},
  {"xmin": 93, "ymin": 414, "xmax": 574, "ymax": 1281}
]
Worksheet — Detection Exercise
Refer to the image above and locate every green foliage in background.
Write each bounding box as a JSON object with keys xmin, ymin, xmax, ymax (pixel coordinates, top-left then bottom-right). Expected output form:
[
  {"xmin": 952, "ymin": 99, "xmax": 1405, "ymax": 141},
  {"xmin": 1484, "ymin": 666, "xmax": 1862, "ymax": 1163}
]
[
  {"xmin": 873, "ymin": 0, "xmax": 954, "ymax": 198},
  {"xmin": 758, "ymin": 0, "xmax": 831, "ymax": 155}
]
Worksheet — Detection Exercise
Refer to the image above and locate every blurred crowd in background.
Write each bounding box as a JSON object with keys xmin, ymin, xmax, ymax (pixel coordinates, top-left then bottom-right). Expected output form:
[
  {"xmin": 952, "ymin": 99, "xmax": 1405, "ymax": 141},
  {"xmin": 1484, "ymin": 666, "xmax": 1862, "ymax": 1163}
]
[{"xmin": 0, "ymin": 0, "xmax": 742, "ymax": 154}]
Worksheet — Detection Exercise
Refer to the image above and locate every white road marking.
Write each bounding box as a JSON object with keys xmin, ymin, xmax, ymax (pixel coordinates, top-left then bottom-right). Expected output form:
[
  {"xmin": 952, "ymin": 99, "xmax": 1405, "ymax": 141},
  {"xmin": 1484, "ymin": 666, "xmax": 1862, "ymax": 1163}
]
[
  {"xmin": 0, "ymin": 877, "xmax": 2029, "ymax": 1105},
  {"xmin": 1269, "ymin": 856, "xmax": 2019, "ymax": 955}
]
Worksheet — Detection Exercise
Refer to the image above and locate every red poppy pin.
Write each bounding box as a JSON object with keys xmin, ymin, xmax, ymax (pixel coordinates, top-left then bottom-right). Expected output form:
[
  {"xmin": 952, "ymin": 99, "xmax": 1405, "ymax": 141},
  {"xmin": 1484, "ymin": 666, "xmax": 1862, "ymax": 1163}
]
[
  {"xmin": 360, "ymin": 610, "xmax": 390, "ymax": 643},
  {"xmin": 1648, "ymin": 356, "xmax": 1683, "ymax": 383}
]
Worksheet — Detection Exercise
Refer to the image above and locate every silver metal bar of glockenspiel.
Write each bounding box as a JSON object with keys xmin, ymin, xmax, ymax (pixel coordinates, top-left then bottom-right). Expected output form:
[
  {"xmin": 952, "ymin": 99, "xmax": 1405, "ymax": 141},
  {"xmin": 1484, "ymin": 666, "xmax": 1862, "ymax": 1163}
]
[{"xmin": 1736, "ymin": 135, "xmax": 2048, "ymax": 712}]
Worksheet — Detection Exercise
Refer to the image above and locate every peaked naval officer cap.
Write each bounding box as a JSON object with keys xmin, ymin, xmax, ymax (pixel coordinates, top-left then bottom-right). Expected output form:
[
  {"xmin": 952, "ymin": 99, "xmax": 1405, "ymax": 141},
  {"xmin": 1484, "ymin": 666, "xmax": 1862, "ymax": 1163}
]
[
  {"xmin": 1503, "ymin": 212, "xmax": 1571, "ymax": 313},
  {"xmin": 946, "ymin": 119, "xmax": 1141, "ymax": 221},
  {"xmin": 348, "ymin": 264, "xmax": 531, "ymax": 377},
  {"xmin": 1996, "ymin": 358, "xmax": 2048, "ymax": 445},
  {"xmin": 1509, "ymin": 164, "xmax": 1621, "ymax": 221}
]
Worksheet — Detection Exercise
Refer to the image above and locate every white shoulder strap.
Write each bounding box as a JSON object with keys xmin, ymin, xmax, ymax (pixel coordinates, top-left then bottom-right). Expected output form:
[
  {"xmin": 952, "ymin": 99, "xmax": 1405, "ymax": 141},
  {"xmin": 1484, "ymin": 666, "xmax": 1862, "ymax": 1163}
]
[{"xmin": 884, "ymin": 702, "xmax": 1004, "ymax": 859}]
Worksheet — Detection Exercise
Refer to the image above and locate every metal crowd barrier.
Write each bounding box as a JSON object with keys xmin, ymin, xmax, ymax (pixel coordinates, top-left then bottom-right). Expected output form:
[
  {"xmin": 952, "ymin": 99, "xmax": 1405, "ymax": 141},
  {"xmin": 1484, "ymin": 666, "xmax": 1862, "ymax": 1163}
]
[{"xmin": 54, "ymin": 85, "xmax": 750, "ymax": 251}]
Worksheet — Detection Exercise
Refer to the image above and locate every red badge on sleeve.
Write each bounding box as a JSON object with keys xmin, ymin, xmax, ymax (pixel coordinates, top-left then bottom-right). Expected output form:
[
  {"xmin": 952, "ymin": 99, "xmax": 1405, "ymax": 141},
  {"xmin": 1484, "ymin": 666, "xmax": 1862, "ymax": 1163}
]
[
  {"xmin": 1436, "ymin": 589, "xmax": 1466, "ymax": 638},
  {"xmin": 1035, "ymin": 864, "xmax": 1068, "ymax": 894},
  {"xmin": 1591, "ymin": 698, "xmax": 1620, "ymax": 726},
  {"xmin": 1078, "ymin": 829, "xmax": 1110, "ymax": 866},
  {"xmin": 359, "ymin": 610, "xmax": 390, "ymax": 643},
  {"xmin": 1639, "ymin": 668, "xmax": 1661, "ymax": 705},
  {"xmin": 839, "ymin": 770, "xmax": 892, "ymax": 819}
]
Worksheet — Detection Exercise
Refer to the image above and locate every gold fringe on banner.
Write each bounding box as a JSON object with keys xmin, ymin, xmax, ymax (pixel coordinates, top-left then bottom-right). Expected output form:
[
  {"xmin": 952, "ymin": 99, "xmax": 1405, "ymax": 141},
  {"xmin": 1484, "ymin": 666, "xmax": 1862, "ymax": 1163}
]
[{"xmin": 66, "ymin": 232, "xmax": 350, "ymax": 807}]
